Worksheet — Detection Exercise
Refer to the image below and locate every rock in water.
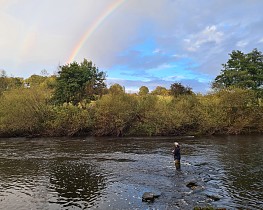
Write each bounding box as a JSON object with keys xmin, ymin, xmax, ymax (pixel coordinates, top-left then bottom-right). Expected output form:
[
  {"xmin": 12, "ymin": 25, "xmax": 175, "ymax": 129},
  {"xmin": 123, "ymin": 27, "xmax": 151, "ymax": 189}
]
[
  {"xmin": 186, "ymin": 181, "xmax": 198, "ymax": 189},
  {"xmin": 206, "ymin": 193, "xmax": 220, "ymax": 201},
  {"xmin": 142, "ymin": 192, "xmax": 160, "ymax": 202}
]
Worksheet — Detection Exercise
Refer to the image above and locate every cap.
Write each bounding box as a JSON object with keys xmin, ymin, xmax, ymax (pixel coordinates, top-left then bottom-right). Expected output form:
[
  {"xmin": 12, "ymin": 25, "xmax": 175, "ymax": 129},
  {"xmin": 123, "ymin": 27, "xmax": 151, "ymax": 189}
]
[{"xmin": 174, "ymin": 142, "xmax": 179, "ymax": 146}]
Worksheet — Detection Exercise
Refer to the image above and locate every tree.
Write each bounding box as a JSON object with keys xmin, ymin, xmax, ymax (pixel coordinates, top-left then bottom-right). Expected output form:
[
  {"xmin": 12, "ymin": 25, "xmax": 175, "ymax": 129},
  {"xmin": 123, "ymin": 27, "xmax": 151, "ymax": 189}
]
[
  {"xmin": 40, "ymin": 69, "xmax": 49, "ymax": 76},
  {"xmin": 0, "ymin": 70, "xmax": 8, "ymax": 94},
  {"xmin": 170, "ymin": 82, "xmax": 193, "ymax": 96},
  {"xmin": 108, "ymin": 83, "xmax": 125, "ymax": 95},
  {"xmin": 6, "ymin": 77, "xmax": 23, "ymax": 89},
  {"xmin": 53, "ymin": 59, "xmax": 106, "ymax": 105},
  {"xmin": 212, "ymin": 49, "xmax": 263, "ymax": 94},
  {"xmin": 25, "ymin": 74, "xmax": 47, "ymax": 87},
  {"xmin": 138, "ymin": 86, "xmax": 149, "ymax": 96},
  {"xmin": 41, "ymin": 75, "xmax": 57, "ymax": 90},
  {"xmin": 0, "ymin": 70, "xmax": 23, "ymax": 94},
  {"xmin": 0, "ymin": 69, "xmax": 6, "ymax": 77},
  {"xmin": 151, "ymin": 86, "xmax": 169, "ymax": 96}
]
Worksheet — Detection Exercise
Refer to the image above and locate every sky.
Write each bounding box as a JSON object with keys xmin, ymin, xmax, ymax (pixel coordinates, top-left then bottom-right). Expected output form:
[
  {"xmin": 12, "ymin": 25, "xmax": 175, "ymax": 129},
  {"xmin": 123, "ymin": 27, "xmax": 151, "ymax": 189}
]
[{"xmin": 1, "ymin": 0, "xmax": 263, "ymax": 93}]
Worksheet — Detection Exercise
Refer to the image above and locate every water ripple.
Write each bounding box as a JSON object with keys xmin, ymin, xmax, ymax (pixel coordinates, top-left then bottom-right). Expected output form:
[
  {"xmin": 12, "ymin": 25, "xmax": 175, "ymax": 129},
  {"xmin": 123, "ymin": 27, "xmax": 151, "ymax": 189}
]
[{"xmin": 0, "ymin": 136, "xmax": 262, "ymax": 209}]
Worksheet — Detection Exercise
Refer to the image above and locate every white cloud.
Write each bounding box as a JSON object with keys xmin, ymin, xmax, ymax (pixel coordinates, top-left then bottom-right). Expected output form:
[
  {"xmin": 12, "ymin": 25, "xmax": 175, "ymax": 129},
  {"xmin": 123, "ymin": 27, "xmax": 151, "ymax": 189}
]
[
  {"xmin": 172, "ymin": 54, "xmax": 186, "ymax": 58},
  {"xmin": 146, "ymin": 63, "xmax": 173, "ymax": 73},
  {"xmin": 236, "ymin": 40, "xmax": 248, "ymax": 48},
  {"xmin": 153, "ymin": 48, "xmax": 161, "ymax": 54},
  {"xmin": 163, "ymin": 75, "xmax": 186, "ymax": 81},
  {"xmin": 184, "ymin": 25, "xmax": 224, "ymax": 52}
]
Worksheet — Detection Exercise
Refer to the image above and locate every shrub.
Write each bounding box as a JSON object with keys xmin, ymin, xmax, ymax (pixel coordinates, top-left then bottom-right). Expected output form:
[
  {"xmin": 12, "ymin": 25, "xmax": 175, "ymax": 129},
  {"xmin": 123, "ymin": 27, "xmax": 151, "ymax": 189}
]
[{"xmin": 93, "ymin": 93, "xmax": 137, "ymax": 136}]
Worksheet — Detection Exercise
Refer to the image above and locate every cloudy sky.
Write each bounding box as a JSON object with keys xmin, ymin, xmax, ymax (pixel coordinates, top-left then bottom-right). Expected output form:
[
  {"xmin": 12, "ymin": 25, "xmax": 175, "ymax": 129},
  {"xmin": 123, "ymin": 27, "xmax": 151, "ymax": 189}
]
[{"xmin": 1, "ymin": 0, "xmax": 263, "ymax": 93}]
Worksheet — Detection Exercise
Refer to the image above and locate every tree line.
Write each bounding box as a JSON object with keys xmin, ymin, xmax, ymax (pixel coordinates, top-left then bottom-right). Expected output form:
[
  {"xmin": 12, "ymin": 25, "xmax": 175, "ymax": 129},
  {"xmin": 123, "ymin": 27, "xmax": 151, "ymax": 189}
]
[{"xmin": 0, "ymin": 49, "xmax": 263, "ymax": 137}]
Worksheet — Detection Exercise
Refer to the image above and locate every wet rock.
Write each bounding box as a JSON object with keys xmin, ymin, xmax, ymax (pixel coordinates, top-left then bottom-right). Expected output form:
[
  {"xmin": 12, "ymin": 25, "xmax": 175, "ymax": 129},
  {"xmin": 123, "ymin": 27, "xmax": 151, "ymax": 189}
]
[
  {"xmin": 142, "ymin": 192, "xmax": 160, "ymax": 202},
  {"xmin": 205, "ymin": 193, "xmax": 220, "ymax": 201},
  {"xmin": 195, "ymin": 162, "xmax": 208, "ymax": 166},
  {"xmin": 185, "ymin": 180, "xmax": 205, "ymax": 192},
  {"xmin": 186, "ymin": 180, "xmax": 198, "ymax": 189},
  {"xmin": 192, "ymin": 185, "xmax": 205, "ymax": 193},
  {"xmin": 175, "ymin": 199, "xmax": 189, "ymax": 208}
]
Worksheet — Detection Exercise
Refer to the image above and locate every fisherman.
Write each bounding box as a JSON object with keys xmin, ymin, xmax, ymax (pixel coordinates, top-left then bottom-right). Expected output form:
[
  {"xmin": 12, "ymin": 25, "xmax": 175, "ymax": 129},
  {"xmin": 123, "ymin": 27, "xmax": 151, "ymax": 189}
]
[{"xmin": 173, "ymin": 142, "xmax": 181, "ymax": 170}]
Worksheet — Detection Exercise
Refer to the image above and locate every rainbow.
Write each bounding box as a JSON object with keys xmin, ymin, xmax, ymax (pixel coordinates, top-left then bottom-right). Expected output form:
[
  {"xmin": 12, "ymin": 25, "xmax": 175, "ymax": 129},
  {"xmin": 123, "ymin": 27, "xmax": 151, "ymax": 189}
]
[{"xmin": 67, "ymin": 0, "xmax": 127, "ymax": 63}]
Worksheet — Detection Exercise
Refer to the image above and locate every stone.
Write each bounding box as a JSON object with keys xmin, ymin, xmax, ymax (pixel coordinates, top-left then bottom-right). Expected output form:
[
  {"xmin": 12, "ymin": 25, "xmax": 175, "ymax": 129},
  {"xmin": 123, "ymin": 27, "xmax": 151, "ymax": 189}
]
[
  {"xmin": 186, "ymin": 181, "xmax": 198, "ymax": 189},
  {"xmin": 205, "ymin": 193, "xmax": 220, "ymax": 201},
  {"xmin": 142, "ymin": 192, "xmax": 160, "ymax": 202}
]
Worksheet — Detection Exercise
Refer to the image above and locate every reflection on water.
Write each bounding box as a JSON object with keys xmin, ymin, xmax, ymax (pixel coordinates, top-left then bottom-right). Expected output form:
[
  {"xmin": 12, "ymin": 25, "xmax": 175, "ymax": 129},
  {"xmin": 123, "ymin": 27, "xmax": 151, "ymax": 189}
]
[
  {"xmin": 0, "ymin": 138, "xmax": 107, "ymax": 210},
  {"xmin": 49, "ymin": 161, "xmax": 106, "ymax": 209},
  {"xmin": 216, "ymin": 135, "xmax": 263, "ymax": 209},
  {"xmin": 0, "ymin": 136, "xmax": 262, "ymax": 209}
]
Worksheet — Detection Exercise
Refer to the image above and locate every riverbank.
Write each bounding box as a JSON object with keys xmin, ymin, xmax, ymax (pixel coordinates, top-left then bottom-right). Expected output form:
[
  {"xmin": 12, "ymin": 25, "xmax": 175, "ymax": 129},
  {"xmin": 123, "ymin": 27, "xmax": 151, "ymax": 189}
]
[
  {"xmin": 0, "ymin": 129, "xmax": 262, "ymax": 139},
  {"xmin": 1, "ymin": 87, "xmax": 263, "ymax": 138}
]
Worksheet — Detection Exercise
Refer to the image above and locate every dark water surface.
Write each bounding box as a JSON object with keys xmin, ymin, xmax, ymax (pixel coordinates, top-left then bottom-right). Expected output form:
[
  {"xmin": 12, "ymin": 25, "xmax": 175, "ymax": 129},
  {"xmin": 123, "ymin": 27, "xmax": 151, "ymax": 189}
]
[{"xmin": 0, "ymin": 135, "xmax": 262, "ymax": 210}]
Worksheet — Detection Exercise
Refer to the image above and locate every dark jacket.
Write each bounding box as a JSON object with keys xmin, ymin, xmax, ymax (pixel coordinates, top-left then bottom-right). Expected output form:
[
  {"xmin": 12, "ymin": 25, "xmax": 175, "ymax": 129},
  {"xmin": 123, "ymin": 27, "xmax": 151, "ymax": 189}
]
[{"xmin": 173, "ymin": 146, "xmax": 181, "ymax": 160}]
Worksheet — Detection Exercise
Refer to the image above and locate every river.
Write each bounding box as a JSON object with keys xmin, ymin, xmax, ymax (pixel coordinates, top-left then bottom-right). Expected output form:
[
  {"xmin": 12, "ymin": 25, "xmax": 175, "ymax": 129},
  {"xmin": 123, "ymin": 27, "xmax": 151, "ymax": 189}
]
[{"xmin": 0, "ymin": 135, "xmax": 262, "ymax": 210}]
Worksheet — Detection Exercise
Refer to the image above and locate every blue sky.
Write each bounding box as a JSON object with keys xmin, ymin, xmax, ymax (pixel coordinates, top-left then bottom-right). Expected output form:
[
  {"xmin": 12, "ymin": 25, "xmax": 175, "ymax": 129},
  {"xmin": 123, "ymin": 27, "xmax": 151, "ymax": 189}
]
[{"xmin": 1, "ymin": 0, "xmax": 263, "ymax": 93}]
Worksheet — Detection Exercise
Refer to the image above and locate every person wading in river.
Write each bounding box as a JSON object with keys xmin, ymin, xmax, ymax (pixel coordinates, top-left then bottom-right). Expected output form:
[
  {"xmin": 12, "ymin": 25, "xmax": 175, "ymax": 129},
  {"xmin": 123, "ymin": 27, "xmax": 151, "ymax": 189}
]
[{"xmin": 173, "ymin": 142, "xmax": 181, "ymax": 170}]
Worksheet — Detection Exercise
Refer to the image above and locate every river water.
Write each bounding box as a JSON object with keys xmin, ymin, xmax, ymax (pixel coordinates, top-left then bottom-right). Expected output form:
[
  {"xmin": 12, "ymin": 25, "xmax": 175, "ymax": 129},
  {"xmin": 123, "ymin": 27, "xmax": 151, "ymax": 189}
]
[{"xmin": 0, "ymin": 135, "xmax": 262, "ymax": 210}]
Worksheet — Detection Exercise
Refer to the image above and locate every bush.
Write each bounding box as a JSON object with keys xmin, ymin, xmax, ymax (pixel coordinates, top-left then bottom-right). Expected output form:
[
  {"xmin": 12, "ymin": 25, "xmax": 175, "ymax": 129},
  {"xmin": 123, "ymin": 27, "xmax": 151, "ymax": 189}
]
[
  {"xmin": 193, "ymin": 94, "xmax": 228, "ymax": 135},
  {"xmin": 0, "ymin": 87, "xmax": 52, "ymax": 136},
  {"xmin": 44, "ymin": 103, "xmax": 93, "ymax": 136},
  {"xmin": 93, "ymin": 93, "xmax": 137, "ymax": 136},
  {"xmin": 216, "ymin": 88, "xmax": 257, "ymax": 134}
]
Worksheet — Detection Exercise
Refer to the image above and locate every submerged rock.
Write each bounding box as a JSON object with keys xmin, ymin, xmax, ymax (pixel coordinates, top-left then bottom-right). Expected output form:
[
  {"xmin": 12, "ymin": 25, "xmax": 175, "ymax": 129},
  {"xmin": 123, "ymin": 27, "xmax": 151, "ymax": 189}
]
[
  {"xmin": 192, "ymin": 185, "xmax": 205, "ymax": 193},
  {"xmin": 205, "ymin": 193, "xmax": 221, "ymax": 201},
  {"xmin": 195, "ymin": 162, "xmax": 209, "ymax": 166},
  {"xmin": 186, "ymin": 180, "xmax": 198, "ymax": 189},
  {"xmin": 142, "ymin": 192, "xmax": 160, "ymax": 202},
  {"xmin": 185, "ymin": 180, "xmax": 205, "ymax": 192}
]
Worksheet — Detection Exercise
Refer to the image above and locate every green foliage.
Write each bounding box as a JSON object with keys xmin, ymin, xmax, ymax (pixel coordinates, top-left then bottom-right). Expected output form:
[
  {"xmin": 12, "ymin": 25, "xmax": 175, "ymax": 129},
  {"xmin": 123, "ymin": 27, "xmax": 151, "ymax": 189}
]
[
  {"xmin": 170, "ymin": 82, "xmax": 193, "ymax": 96},
  {"xmin": 193, "ymin": 94, "xmax": 228, "ymax": 134},
  {"xmin": 0, "ymin": 86, "xmax": 92, "ymax": 137},
  {"xmin": 1, "ymin": 65, "xmax": 263, "ymax": 137},
  {"xmin": 129, "ymin": 95, "xmax": 180, "ymax": 136},
  {"xmin": 53, "ymin": 59, "xmax": 106, "ymax": 105},
  {"xmin": 0, "ymin": 71, "xmax": 8, "ymax": 95},
  {"xmin": 6, "ymin": 77, "xmax": 23, "ymax": 89},
  {"xmin": 0, "ymin": 87, "xmax": 52, "ymax": 136},
  {"xmin": 0, "ymin": 72, "xmax": 23, "ymax": 94},
  {"xmin": 93, "ymin": 93, "xmax": 137, "ymax": 136},
  {"xmin": 138, "ymin": 86, "xmax": 149, "ymax": 96},
  {"xmin": 0, "ymin": 84, "xmax": 263, "ymax": 137},
  {"xmin": 108, "ymin": 83, "xmax": 125, "ymax": 95},
  {"xmin": 151, "ymin": 86, "xmax": 170, "ymax": 96},
  {"xmin": 128, "ymin": 95, "xmax": 161, "ymax": 136},
  {"xmin": 25, "ymin": 74, "xmax": 48, "ymax": 87},
  {"xmin": 215, "ymin": 88, "xmax": 257, "ymax": 134},
  {"xmin": 167, "ymin": 95, "xmax": 199, "ymax": 134},
  {"xmin": 251, "ymin": 106, "xmax": 263, "ymax": 133},
  {"xmin": 40, "ymin": 75, "xmax": 57, "ymax": 90},
  {"xmin": 212, "ymin": 49, "xmax": 263, "ymax": 96},
  {"xmin": 44, "ymin": 103, "xmax": 93, "ymax": 136}
]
